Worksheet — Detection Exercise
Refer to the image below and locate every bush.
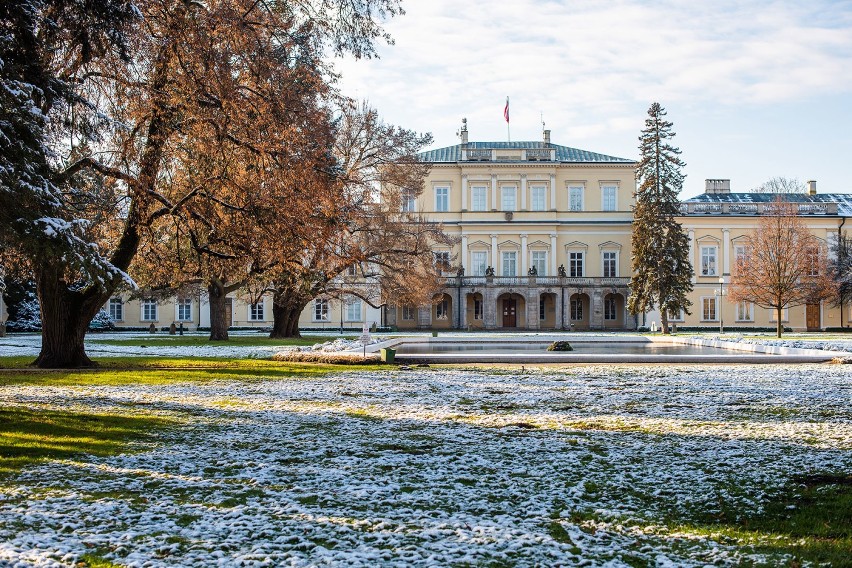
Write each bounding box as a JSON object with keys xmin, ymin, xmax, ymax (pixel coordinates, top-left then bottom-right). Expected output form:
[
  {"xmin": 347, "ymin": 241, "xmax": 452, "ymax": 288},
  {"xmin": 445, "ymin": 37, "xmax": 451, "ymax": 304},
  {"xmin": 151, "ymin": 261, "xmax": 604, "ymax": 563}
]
[
  {"xmin": 5, "ymin": 293, "xmax": 41, "ymax": 332},
  {"xmin": 547, "ymin": 341, "xmax": 573, "ymax": 351},
  {"xmin": 88, "ymin": 310, "xmax": 116, "ymax": 332},
  {"xmin": 272, "ymin": 351, "xmax": 381, "ymax": 364}
]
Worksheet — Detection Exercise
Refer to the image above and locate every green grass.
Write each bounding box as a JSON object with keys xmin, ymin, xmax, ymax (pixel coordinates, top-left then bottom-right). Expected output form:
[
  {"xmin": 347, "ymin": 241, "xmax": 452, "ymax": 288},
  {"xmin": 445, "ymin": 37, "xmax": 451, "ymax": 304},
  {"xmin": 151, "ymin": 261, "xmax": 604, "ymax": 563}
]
[
  {"xmin": 0, "ymin": 356, "xmax": 388, "ymax": 386},
  {"xmin": 91, "ymin": 335, "xmax": 353, "ymax": 348},
  {"xmin": 0, "ymin": 406, "xmax": 173, "ymax": 476},
  {"xmin": 78, "ymin": 554, "xmax": 125, "ymax": 568}
]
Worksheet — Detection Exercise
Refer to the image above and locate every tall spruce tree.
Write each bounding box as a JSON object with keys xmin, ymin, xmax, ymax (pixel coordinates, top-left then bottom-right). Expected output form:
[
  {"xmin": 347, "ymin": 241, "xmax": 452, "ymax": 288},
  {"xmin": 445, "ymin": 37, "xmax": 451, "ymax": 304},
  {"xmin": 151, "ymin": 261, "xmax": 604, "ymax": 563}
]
[{"xmin": 628, "ymin": 103, "xmax": 693, "ymax": 333}]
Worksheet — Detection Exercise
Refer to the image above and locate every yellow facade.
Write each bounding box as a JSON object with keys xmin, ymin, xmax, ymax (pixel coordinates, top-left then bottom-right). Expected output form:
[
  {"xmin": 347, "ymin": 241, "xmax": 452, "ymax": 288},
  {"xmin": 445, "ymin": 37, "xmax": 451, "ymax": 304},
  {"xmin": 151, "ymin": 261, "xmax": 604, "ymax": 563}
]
[{"xmin": 100, "ymin": 130, "xmax": 851, "ymax": 333}]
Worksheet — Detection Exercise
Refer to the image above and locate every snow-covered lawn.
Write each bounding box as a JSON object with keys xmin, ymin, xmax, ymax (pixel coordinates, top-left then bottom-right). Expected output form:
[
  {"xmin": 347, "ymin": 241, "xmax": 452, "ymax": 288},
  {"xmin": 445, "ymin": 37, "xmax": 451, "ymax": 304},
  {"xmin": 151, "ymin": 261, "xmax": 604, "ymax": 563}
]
[{"xmin": 1, "ymin": 364, "xmax": 850, "ymax": 566}]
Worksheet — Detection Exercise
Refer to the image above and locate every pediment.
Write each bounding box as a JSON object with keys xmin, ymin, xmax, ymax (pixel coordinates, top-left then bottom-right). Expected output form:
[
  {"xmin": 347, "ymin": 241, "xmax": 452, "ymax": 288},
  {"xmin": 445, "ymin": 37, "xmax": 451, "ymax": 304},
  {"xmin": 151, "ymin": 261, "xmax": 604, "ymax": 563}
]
[
  {"xmin": 497, "ymin": 240, "xmax": 520, "ymax": 250},
  {"xmin": 598, "ymin": 240, "xmax": 623, "ymax": 250},
  {"xmin": 564, "ymin": 240, "xmax": 588, "ymax": 250},
  {"xmin": 527, "ymin": 239, "xmax": 550, "ymax": 249}
]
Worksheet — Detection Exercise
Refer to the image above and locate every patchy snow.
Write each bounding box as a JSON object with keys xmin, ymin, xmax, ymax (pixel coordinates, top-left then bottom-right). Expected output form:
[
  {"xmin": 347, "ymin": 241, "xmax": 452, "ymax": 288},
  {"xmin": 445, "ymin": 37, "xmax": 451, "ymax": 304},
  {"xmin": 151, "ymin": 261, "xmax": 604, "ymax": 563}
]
[{"xmin": 0, "ymin": 365, "xmax": 850, "ymax": 566}]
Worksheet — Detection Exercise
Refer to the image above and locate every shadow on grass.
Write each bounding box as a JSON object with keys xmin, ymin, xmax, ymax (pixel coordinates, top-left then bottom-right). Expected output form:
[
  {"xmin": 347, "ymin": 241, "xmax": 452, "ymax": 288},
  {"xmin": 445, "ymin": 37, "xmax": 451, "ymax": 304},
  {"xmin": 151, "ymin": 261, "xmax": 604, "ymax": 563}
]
[
  {"xmin": 0, "ymin": 406, "xmax": 173, "ymax": 477},
  {"xmin": 673, "ymin": 473, "xmax": 852, "ymax": 566},
  {"xmin": 0, "ymin": 356, "xmax": 389, "ymax": 385}
]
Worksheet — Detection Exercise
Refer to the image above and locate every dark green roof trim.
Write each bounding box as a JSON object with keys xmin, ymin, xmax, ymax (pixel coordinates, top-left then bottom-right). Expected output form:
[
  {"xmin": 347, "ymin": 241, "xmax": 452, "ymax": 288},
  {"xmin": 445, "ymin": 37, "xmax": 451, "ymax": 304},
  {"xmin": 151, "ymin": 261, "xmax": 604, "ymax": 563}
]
[{"xmin": 418, "ymin": 142, "xmax": 635, "ymax": 164}]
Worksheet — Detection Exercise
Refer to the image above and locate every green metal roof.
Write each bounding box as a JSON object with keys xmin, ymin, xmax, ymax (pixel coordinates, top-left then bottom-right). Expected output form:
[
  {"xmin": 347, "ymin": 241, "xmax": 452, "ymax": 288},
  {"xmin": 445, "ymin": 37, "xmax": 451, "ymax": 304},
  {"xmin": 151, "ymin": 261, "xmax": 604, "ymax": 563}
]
[
  {"xmin": 418, "ymin": 141, "xmax": 635, "ymax": 164},
  {"xmin": 685, "ymin": 193, "xmax": 852, "ymax": 216}
]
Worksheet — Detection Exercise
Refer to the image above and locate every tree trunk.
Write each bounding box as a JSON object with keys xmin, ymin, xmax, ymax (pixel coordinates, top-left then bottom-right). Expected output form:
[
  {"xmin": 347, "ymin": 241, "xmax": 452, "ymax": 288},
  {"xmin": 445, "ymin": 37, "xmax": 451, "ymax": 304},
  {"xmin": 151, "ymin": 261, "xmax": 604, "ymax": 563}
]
[
  {"xmin": 776, "ymin": 307, "xmax": 783, "ymax": 338},
  {"xmin": 270, "ymin": 289, "xmax": 307, "ymax": 339},
  {"xmin": 208, "ymin": 279, "xmax": 229, "ymax": 341},
  {"xmin": 660, "ymin": 311, "xmax": 670, "ymax": 335},
  {"xmin": 33, "ymin": 266, "xmax": 105, "ymax": 368}
]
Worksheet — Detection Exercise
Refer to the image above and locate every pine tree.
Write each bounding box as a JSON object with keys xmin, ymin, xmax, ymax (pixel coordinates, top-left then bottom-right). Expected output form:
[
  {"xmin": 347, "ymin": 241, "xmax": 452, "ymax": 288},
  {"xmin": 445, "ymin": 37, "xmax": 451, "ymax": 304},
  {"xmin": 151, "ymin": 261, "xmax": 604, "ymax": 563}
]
[{"xmin": 628, "ymin": 103, "xmax": 693, "ymax": 333}]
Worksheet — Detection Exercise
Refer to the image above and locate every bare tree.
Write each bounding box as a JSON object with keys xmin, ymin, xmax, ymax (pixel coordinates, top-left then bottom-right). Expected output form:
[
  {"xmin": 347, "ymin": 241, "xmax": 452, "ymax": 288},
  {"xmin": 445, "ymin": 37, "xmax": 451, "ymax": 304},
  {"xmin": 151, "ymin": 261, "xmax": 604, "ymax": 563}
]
[
  {"xmin": 729, "ymin": 199, "xmax": 836, "ymax": 337},
  {"xmin": 263, "ymin": 100, "xmax": 454, "ymax": 338},
  {"xmin": 752, "ymin": 177, "xmax": 806, "ymax": 194}
]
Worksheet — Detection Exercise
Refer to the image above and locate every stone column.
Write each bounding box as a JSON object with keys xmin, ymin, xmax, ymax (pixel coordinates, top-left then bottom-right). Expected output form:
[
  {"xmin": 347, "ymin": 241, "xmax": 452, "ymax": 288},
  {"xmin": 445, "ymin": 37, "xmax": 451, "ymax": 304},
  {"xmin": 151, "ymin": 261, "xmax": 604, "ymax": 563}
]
[
  {"xmin": 591, "ymin": 289, "xmax": 604, "ymax": 330},
  {"xmin": 520, "ymin": 174, "xmax": 527, "ymax": 210},
  {"xmin": 550, "ymin": 174, "xmax": 557, "ymax": 210},
  {"xmin": 520, "ymin": 233, "xmax": 528, "ymax": 275},
  {"xmin": 527, "ymin": 290, "xmax": 539, "ymax": 330},
  {"xmin": 484, "ymin": 286, "xmax": 498, "ymax": 329},
  {"xmin": 461, "ymin": 174, "xmax": 468, "ymax": 211},
  {"xmin": 491, "ymin": 234, "xmax": 498, "ymax": 273},
  {"xmin": 490, "ymin": 175, "xmax": 497, "ymax": 211},
  {"xmin": 550, "ymin": 233, "xmax": 558, "ymax": 276},
  {"xmin": 418, "ymin": 305, "xmax": 432, "ymax": 329}
]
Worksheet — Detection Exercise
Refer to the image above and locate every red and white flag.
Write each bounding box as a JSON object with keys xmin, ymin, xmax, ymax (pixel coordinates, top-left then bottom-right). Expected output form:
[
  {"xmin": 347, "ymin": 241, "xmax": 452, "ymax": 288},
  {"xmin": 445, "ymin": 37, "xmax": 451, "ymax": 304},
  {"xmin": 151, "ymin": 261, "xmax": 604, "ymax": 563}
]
[{"xmin": 504, "ymin": 97, "xmax": 510, "ymax": 123}]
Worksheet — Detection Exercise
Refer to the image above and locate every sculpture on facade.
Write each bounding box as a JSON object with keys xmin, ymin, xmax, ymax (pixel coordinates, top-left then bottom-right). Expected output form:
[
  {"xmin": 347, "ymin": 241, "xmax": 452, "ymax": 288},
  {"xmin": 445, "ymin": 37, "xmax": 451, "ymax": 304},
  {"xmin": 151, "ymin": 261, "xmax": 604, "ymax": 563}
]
[
  {"xmin": 558, "ymin": 264, "xmax": 567, "ymax": 277},
  {"xmin": 528, "ymin": 266, "xmax": 538, "ymax": 276},
  {"xmin": 485, "ymin": 266, "xmax": 495, "ymax": 276}
]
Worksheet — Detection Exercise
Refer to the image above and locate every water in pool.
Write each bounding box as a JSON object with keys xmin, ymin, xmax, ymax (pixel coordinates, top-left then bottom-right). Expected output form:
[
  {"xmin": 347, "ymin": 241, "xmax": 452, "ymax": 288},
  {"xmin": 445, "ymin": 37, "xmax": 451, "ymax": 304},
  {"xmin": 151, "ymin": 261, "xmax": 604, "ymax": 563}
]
[{"xmin": 394, "ymin": 342, "xmax": 734, "ymax": 356}]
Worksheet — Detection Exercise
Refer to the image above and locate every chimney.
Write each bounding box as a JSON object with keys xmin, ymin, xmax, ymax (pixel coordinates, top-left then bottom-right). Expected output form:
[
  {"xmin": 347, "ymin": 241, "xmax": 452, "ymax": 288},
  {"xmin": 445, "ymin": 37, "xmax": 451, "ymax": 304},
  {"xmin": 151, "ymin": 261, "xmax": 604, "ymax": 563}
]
[
  {"xmin": 459, "ymin": 118, "xmax": 468, "ymax": 145},
  {"xmin": 705, "ymin": 179, "xmax": 731, "ymax": 194},
  {"xmin": 543, "ymin": 129, "xmax": 551, "ymax": 145},
  {"xmin": 807, "ymin": 180, "xmax": 817, "ymax": 195}
]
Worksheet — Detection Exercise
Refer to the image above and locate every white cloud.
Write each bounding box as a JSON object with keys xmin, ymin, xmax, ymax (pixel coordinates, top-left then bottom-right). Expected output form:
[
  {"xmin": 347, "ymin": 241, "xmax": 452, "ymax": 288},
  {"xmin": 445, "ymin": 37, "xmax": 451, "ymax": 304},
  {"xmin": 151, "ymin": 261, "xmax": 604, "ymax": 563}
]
[{"xmin": 328, "ymin": 0, "xmax": 852, "ymax": 193}]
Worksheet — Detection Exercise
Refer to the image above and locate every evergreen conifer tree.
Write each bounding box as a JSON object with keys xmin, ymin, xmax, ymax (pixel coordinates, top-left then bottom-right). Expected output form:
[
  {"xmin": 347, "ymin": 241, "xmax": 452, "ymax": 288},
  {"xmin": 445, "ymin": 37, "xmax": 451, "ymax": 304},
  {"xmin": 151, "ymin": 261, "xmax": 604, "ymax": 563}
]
[{"xmin": 628, "ymin": 103, "xmax": 693, "ymax": 333}]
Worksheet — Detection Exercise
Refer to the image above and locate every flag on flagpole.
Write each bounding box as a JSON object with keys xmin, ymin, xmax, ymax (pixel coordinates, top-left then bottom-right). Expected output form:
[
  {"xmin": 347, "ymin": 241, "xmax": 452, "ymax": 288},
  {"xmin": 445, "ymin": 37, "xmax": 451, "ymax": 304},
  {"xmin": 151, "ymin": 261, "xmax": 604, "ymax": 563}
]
[{"xmin": 504, "ymin": 97, "xmax": 510, "ymax": 123}]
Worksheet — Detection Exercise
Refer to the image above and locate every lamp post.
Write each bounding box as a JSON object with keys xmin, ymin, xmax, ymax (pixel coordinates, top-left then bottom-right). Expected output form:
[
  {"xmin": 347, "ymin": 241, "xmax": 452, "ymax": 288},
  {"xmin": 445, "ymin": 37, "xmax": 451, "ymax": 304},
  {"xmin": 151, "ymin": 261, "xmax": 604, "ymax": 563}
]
[{"xmin": 717, "ymin": 276, "xmax": 724, "ymax": 334}]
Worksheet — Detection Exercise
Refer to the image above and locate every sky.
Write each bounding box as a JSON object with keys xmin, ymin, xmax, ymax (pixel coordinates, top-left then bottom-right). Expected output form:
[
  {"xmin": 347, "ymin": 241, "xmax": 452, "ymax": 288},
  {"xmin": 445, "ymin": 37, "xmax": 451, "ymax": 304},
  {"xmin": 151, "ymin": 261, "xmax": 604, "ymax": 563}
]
[{"xmin": 334, "ymin": 0, "xmax": 852, "ymax": 198}]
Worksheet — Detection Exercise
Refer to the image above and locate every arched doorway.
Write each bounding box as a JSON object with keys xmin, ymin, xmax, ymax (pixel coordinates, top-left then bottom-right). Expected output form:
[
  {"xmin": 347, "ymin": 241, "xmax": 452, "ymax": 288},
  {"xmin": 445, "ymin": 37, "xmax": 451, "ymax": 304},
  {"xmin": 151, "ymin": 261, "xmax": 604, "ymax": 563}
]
[
  {"xmin": 568, "ymin": 293, "xmax": 590, "ymax": 330},
  {"xmin": 497, "ymin": 292, "xmax": 526, "ymax": 329},
  {"xmin": 432, "ymin": 293, "xmax": 453, "ymax": 329},
  {"xmin": 466, "ymin": 292, "xmax": 485, "ymax": 329},
  {"xmin": 538, "ymin": 292, "xmax": 557, "ymax": 329},
  {"xmin": 603, "ymin": 292, "xmax": 625, "ymax": 329}
]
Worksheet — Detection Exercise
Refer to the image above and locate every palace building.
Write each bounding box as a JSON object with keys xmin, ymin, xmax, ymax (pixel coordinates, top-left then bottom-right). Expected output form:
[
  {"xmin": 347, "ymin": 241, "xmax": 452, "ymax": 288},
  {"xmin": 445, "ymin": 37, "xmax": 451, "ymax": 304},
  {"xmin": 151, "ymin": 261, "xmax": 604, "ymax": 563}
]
[{"xmin": 98, "ymin": 124, "xmax": 852, "ymax": 333}]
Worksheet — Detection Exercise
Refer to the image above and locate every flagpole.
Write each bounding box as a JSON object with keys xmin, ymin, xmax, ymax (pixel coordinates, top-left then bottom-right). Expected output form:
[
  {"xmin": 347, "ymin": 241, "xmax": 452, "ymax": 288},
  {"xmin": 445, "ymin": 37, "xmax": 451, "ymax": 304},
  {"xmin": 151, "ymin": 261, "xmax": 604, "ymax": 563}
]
[{"xmin": 505, "ymin": 96, "xmax": 510, "ymax": 142}]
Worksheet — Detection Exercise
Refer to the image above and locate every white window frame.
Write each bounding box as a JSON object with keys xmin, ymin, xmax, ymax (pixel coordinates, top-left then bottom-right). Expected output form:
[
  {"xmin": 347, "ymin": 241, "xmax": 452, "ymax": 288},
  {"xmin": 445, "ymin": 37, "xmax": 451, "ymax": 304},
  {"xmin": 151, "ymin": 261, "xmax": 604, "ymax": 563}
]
[
  {"xmin": 471, "ymin": 251, "xmax": 488, "ymax": 276},
  {"xmin": 667, "ymin": 309, "xmax": 685, "ymax": 322},
  {"xmin": 313, "ymin": 299, "xmax": 330, "ymax": 322},
  {"xmin": 530, "ymin": 186, "xmax": 547, "ymax": 211},
  {"xmin": 473, "ymin": 297, "xmax": 484, "ymax": 320},
  {"xmin": 435, "ymin": 186, "xmax": 449, "ymax": 212},
  {"xmin": 345, "ymin": 298, "xmax": 362, "ymax": 322},
  {"xmin": 501, "ymin": 251, "xmax": 517, "ymax": 276},
  {"xmin": 569, "ymin": 186, "xmax": 584, "ymax": 211},
  {"xmin": 604, "ymin": 295, "xmax": 617, "ymax": 320},
  {"xmin": 501, "ymin": 186, "xmax": 517, "ymax": 212},
  {"xmin": 602, "ymin": 185, "xmax": 617, "ymax": 211},
  {"xmin": 141, "ymin": 299, "xmax": 158, "ymax": 322},
  {"xmin": 531, "ymin": 251, "xmax": 547, "ymax": 276},
  {"xmin": 435, "ymin": 298, "xmax": 449, "ymax": 320},
  {"xmin": 401, "ymin": 190, "xmax": 416, "ymax": 212},
  {"xmin": 248, "ymin": 302, "xmax": 265, "ymax": 322},
  {"xmin": 568, "ymin": 251, "xmax": 584, "ymax": 278},
  {"xmin": 570, "ymin": 298, "xmax": 583, "ymax": 320},
  {"xmin": 177, "ymin": 298, "xmax": 192, "ymax": 322},
  {"xmin": 700, "ymin": 246, "xmax": 718, "ymax": 276},
  {"xmin": 434, "ymin": 250, "xmax": 451, "ymax": 273},
  {"xmin": 602, "ymin": 251, "xmax": 618, "ymax": 278},
  {"xmin": 769, "ymin": 306, "xmax": 790, "ymax": 323},
  {"xmin": 471, "ymin": 186, "xmax": 487, "ymax": 211},
  {"xmin": 736, "ymin": 301, "xmax": 754, "ymax": 322},
  {"xmin": 701, "ymin": 296, "xmax": 718, "ymax": 322},
  {"xmin": 109, "ymin": 297, "xmax": 123, "ymax": 321}
]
